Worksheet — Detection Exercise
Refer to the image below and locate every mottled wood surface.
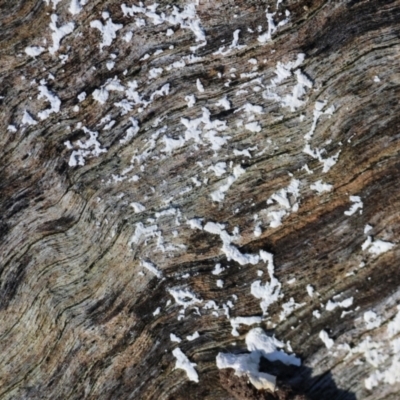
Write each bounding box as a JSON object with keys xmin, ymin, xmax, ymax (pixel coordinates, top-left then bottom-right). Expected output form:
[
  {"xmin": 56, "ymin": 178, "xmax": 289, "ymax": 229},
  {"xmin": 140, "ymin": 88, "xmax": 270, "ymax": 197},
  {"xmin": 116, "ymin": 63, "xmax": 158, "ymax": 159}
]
[{"xmin": 1, "ymin": 0, "xmax": 400, "ymax": 399}]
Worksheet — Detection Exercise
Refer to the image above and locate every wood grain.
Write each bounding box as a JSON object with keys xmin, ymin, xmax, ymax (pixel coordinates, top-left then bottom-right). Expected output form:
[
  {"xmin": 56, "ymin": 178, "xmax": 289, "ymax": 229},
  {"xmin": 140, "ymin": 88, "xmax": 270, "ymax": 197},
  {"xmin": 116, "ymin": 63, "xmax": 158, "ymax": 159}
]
[{"xmin": 0, "ymin": 0, "xmax": 400, "ymax": 399}]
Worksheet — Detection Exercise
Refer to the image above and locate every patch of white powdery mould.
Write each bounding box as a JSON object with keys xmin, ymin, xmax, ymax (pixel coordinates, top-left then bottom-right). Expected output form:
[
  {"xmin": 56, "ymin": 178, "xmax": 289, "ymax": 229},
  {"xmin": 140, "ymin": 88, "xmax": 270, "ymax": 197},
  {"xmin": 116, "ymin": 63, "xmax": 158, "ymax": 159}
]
[
  {"xmin": 90, "ymin": 12, "xmax": 123, "ymax": 52},
  {"xmin": 361, "ymin": 235, "xmax": 395, "ymax": 256},
  {"xmin": 217, "ymin": 328, "xmax": 300, "ymax": 391},
  {"xmin": 25, "ymin": 46, "xmax": 45, "ymax": 57},
  {"xmin": 210, "ymin": 165, "xmax": 245, "ymax": 202},
  {"xmin": 162, "ymin": 107, "xmax": 230, "ymax": 155},
  {"xmin": 310, "ymin": 180, "xmax": 332, "ymax": 194},
  {"xmin": 64, "ymin": 126, "xmax": 107, "ymax": 166},
  {"xmin": 92, "ymin": 77, "xmax": 125, "ymax": 105},
  {"xmin": 140, "ymin": 259, "xmax": 162, "ymax": 278},
  {"xmin": 258, "ymin": 8, "xmax": 290, "ymax": 44},
  {"xmin": 69, "ymin": 0, "xmax": 87, "ymax": 15},
  {"xmin": 49, "ymin": 14, "xmax": 74, "ymax": 54},
  {"xmin": 37, "ymin": 82, "xmax": 61, "ymax": 120},
  {"xmin": 266, "ymin": 179, "xmax": 301, "ymax": 228},
  {"xmin": 121, "ymin": 2, "xmax": 206, "ymax": 49},
  {"xmin": 303, "ymin": 101, "xmax": 339, "ymax": 173},
  {"xmin": 172, "ymin": 348, "xmax": 199, "ymax": 382},
  {"xmin": 319, "ymin": 330, "xmax": 334, "ymax": 349},
  {"xmin": 250, "ymin": 250, "xmax": 283, "ymax": 315},
  {"xmin": 188, "ymin": 219, "xmax": 286, "ymax": 325},
  {"xmin": 344, "ymin": 196, "xmax": 363, "ymax": 216},
  {"xmin": 202, "ymin": 221, "xmax": 260, "ymax": 266},
  {"xmin": 263, "ymin": 53, "xmax": 312, "ymax": 112},
  {"xmin": 347, "ymin": 306, "xmax": 400, "ymax": 390}
]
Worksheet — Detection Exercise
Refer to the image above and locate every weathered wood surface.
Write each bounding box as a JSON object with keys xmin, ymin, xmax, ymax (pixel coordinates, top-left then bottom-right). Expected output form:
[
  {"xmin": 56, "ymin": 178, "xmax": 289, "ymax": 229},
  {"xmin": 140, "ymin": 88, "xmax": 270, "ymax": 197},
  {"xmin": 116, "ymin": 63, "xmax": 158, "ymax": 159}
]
[{"xmin": 1, "ymin": 0, "xmax": 400, "ymax": 399}]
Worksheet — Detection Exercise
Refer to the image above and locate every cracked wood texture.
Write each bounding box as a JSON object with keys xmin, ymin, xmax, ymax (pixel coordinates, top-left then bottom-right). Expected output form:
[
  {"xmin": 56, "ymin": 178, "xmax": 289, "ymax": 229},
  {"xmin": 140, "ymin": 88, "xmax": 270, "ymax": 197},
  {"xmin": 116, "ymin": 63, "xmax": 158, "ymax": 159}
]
[{"xmin": 1, "ymin": 0, "xmax": 400, "ymax": 399}]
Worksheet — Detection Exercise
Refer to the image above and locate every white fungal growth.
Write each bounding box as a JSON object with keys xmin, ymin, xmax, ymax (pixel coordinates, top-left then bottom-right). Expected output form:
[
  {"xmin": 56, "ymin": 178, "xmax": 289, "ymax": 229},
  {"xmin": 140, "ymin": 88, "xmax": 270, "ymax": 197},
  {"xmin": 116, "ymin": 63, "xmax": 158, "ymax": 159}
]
[
  {"xmin": 64, "ymin": 127, "xmax": 107, "ymax": 167},
  {"xmin": 168, "ymin": 288, "xmax": 202, "ymax": 310},
  {"xmin": 368, "ymin": 240, "xmax": 395, "ymax": 256},
  {"xmin": 203, "ymin": 221, "xmax": 260, "ymax": 266},
  {"xmin": 210, "ymin": 165, "xmax": 245, "ymax": 203},
  {"xmin": 186, "ymin": 331, "xmax": 200, "ymax": 341},
  {"xmin": 69, "ymin": 0, "xmax": 87, "ymax": 14},
  {"xmin": 196, "ymin": 79, "xmax": 205, "ymax": 93},
  {"xmin": 37, "ymin": 84, "xmax": 61, "ymax": 120},
  {"xmin": 216, "ymin": 96, "xmax": 231, "ymax": 110},
  {"xmin": 344, "ymin": 196, "xmax": 363, "ymax": 216},
  {"xmin": 230, "ymin": 316, "xmax": 262, "ymax": 337},
  {"xmin": 92, "ymin": 88, "xmax": 109, "ymax": 104},
  {"xmin": 185, "ymin": 94, "xmax": 196, "ymax": 108},
  {"xmin": 251, "ymin": 251, "xmax": 283, "ymax": 315},
  {"xmin": 141, "ymin": 260, "xmax": 162, "ymax": 278},
  {"xmin": 49, "ymin": 14, "xmax": 75, "ymax": 55},
  {"xmin": 172, "ymin": 348, "xmax": 198, "ymax": 382},
  {"xmin": 170, "ymin": 333, "xmax": 182, "ymax": 343},
  {"xmin": 364, "ymin": 311, "xmax": 382, "ymax": 330},
  {"xmin": 120, "ymin": 118, "xmax": 140, "ymax": 144},
  {"xmin": 326, "ymin": 297, "xmax": 353, "ymax": 311},
  {"xmin": 362, "ymin": 236, "xmax": 395, "ymax": 256},
  {"xmin": 217, "ymin": 328, "xmax": 300, "ymax": 391},
  {"xmin": 21, "ymin": 110, "xmax": 38, "ymax": 126},
  {"xmin": 319, "ymin": 330, "xmax": 334, "ymax": 349},
  {"xmin": 310, "ymin": 180, "xmax": 333, "ymax": 194},
  {"xmin": 44, "ymin": 0, "xmax": 62, "ymax": 9},
  {"xmin": 90, "ymin": 13, "xmax": 123, "ymax": 51},
  {"xmin": 25, "ymin": 46, "xmax": 45, "ymax": 57},
  {"xmin": 266, "ymin": 179, "xmax": 301, "ymax": 228}
]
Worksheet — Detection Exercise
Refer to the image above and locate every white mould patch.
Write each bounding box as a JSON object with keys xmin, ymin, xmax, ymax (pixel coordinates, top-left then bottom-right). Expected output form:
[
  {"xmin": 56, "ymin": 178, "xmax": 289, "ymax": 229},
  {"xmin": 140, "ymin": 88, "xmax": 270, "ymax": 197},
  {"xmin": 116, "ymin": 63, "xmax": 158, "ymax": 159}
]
[
  {"xmin": 344, "ymin": 196, "xmax": 363, "ymax": 216},
  {"xmin": 203, "ymin": 221, "xmax": 260, "ymax": 266},
  {"xmin": 120, "ymin": 118, "xmax": 140, "ymax": 144},
  {"xmin": 217, "ymin": 328, "xmax": 300, "ymax": 391},
  {"xmin": 196, "ymin": 79, "xmax": 205, "ymax": 93},
  {"xmin": 77, "ymin": 92, "xmax": 86, "ymax": 102},
  {"xmin": 170, "ymin": 333, "xmax": 182, "ymax": 343},
  {"xmin": 148, "ymin": 67, "xmax": 163, "ymax": 80},
  {"xmin": 230, "ymin": 316, "xmax": 262, "ymax": 337},
  {"xmin": 364, "ymin": 311, "xmax": 382, "ymax": 330},
  {"xmin": 362, "ymin": 236, "xmax": 395, "ymax": 256},
  {"xmin": 172, "ymin": 348, "xmax": 199, "ymax": 383},
  {"xmin": 168, "ymin": 288, "xmax": 202, "ymax": 310},
  {"xmin": 216, "ymin": 96, "xmax": 231, "ymax": 110},
  {"xmin": 141, "ymin": 259, "xmax": 162, "ymax": 278},
  {"xmin": 37, "ymin": 83, "xmax": 61, "ymax": 120},
  {"xmin": 310, "ymin": 180, "xmax": 333, "ymax": 194},
  {"xmin": 49, "ymin": 14, "xmax": 75, "ymax": 55},
  {"xmin": 279, "ymin": 298, "xmax": 305, "ymax": 321},
  {"xmin": 306, "ymin": 284, "xmax": 315, "ymax": 297},
  {"xmin": 326, "ymin": 297, "xmax": 353, "ymax": 312},
  {"xmin": 185, "ymin": 94, "xmax": 196, "ymax": 108},
  {"xmin": 69, "ymin": 0, "xmax": 87, "ymax": 14},
  {"xmin": 25, "ymin": 46, "xmax": 45, "ymax": 57},
  {"xmin": 187, "ymin": 331, "xmax": 200, "ymax": 341},
  {"xmin": 121, "ymin": 3, "xmax": 206, "ymax": 46},
  {"xmin": 208, "ymin": 162, "xmax": 227, "ymax": 177},
  {"xmin": 64, "ymin": 126, "xmax": 107, "ymax": 167},
  {"xmin": 22, "ymin": 110, "xmax": 38, "ymax": 126},
  {"xmin": 251, "ymin": 251, "xmax": 283, "ymax": 315},
  {"xmin": 90, "ymin": 12, "xmax": 123, "ymax": 52},
  {"xmin": 245, "ymin": 121, "xmax": 262, "ymax": 133},
  {"xmin": 7, "ymin": 125, "xmax": 17, "ymax": 133},
  {"xmin": 210, "ymin": 165, "xmax": 245, "ymax": 202},
  {"xmin": 212, "ymin": 263, "xmax": 224, "ymax": 275},
  {"xmin": 319, "ymin": 330, "xmax": 334, "ymax": 349},
  {"xmin": 266, "ymin": 179, "xmax": 301, "ymax": 228}
]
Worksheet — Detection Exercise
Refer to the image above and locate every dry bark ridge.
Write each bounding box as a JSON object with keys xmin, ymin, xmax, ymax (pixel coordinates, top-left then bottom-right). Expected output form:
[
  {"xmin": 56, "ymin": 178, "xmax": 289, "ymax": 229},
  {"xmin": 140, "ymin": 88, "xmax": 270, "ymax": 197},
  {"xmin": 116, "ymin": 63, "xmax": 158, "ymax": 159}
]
[{"xmin": 0, "ymin": 0, "xmax": 400, "ymax": 399}]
